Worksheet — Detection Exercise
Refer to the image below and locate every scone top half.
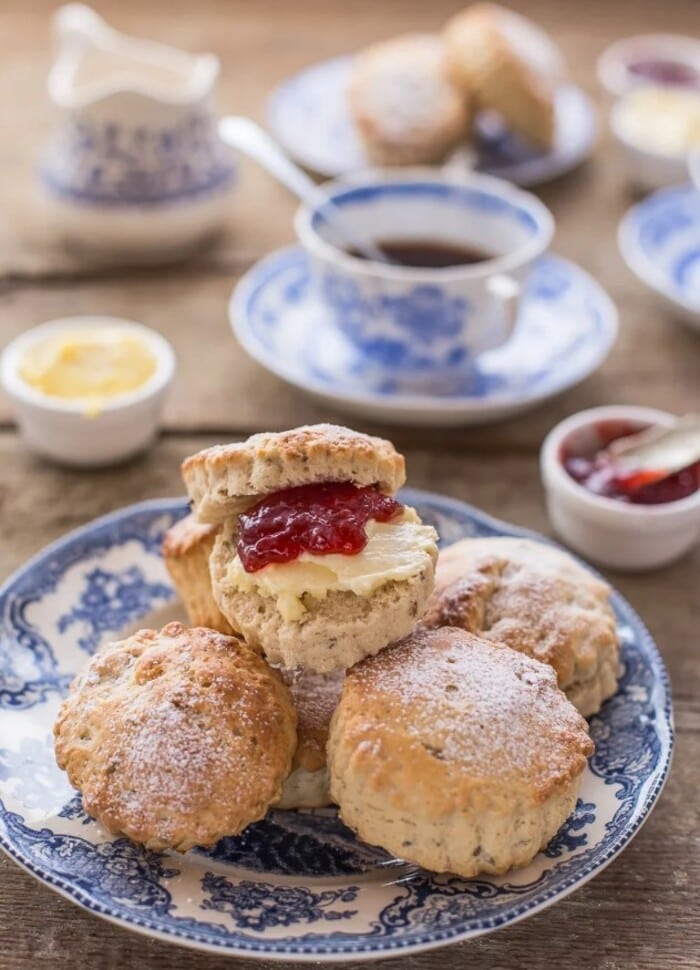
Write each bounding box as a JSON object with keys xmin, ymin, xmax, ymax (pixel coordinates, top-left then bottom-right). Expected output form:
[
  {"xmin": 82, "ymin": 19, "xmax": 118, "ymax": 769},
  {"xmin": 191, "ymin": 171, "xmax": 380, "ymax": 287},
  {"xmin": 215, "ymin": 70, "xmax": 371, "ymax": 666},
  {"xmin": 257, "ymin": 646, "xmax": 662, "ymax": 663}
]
[
  {"xmin": 182, "ymin": 425, "xmax": 439, "ymax": 672},
  {"xmin": 182, "ymin": 424, "xmax": 406, "ymax": 524}
]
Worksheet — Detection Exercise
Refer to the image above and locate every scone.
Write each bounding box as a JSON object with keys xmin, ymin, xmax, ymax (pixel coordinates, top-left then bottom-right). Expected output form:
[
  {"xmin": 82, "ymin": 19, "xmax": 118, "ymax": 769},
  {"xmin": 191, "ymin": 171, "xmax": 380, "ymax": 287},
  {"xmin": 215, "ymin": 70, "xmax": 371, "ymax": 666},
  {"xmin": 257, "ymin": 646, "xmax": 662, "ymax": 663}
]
[
  {"xmin": 276, "ymin": 668, "xmax": 344, "ymax": 809},
  {"xmin": 443, "ymin": 4, "xmax": 562, "ymax": 150},
  {"xmin": 348, "ymin": 34, "xmax": 471, "ymax": 165},
  {"xmin": 420, "ymin": 537, "xmax": 620, "ymax": 717},
  {"xmin": 162, "ymin": 514, "xmax": 236, "ymax": 635},
  {"xmin": 54, "ymin": 622, "xmax": 297, "ymax": 851},
  {"xmin": 182, "ymin": 425, "xmax": 438, "ymax": 673},
  {"xmin": 328, "ymin": 627, "xmax": 593, "ymax": 878}
]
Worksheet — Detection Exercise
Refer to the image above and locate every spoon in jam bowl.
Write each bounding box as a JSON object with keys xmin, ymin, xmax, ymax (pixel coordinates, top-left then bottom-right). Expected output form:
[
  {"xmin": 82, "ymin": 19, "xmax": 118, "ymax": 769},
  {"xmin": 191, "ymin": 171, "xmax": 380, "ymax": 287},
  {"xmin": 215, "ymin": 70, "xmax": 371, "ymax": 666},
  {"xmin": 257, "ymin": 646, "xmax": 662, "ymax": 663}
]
[
  {"xmin": 541, "ymin": 406, "xmax": 700, "ymax": 570},
  {"xmin": 600, "ymin": 414, "xmax": 700, "ymax": 497},
  {"xmin": 219, "ymin": 116, "xmax": 391, "ymax": 263}
]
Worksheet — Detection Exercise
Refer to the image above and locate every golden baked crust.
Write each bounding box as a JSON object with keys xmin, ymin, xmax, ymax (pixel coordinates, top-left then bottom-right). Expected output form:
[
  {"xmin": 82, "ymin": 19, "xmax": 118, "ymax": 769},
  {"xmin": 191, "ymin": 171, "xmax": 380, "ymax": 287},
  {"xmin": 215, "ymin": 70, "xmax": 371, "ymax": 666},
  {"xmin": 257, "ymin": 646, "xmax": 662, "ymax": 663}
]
[
  {"xmin": 54, "ymin": 622, "xmax": 297, "ymax": 851},
  {"xmin": 162, "ymin": 515, "xmax": 236, "ymax": 635},
  {"xmin": 443, "ymin": 4, "xmax": 558, "ymax": 149},
  {"xmin": 328, "ymin": 627, "xmax": 593, "ymax": 877},
  {"xmin": 182, "ymin": 424, "xmax": 406, "ymax": 524},
  {"xmin": 348, "ymin": 34, "xmax": 471, "ymax": 166},
  {"xmin": 420, "ymin": 537, "xmax": 620, "ymax": 715}
]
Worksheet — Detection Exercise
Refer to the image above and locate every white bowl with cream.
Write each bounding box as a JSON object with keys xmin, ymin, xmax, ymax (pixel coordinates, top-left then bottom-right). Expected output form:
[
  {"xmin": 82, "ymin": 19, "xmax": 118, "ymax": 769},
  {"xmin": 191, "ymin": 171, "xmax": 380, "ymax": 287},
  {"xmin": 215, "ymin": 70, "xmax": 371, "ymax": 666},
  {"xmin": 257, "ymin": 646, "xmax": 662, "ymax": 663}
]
[
  {"xmin": 540, "ymin": 406, "xmax": 700, "ymax": 571},
  {"xmin": 1, "ymin": 316, "xmax": 175, "ymax": 466},
  {"xmin": 610, "ymin": 85, "xmax": 700, "ymax": 192}
]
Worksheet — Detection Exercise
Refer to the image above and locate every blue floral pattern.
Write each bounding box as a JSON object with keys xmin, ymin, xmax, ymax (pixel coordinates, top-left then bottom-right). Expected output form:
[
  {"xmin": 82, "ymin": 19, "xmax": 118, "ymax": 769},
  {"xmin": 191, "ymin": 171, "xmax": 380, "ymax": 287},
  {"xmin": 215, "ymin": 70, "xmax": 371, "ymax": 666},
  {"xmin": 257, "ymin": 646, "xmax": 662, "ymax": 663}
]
[
  {"xmin": 200, "ymin": 809, "xmax": 390, "ymax": 876},
  {"xmin": 321, "ymin": 271, "xmax": 478, "ymax": 372},
  {"xmin": 544, "ymin": 800, "xmax": 597, "ymax": 858},
  {"xmin": 235, "ymin": 246, "xmax": 617, "ymax": 405},
  {"xmin": 200, "ymin": 876, "xmax": 359, "ymax": 929},
  {"xmin": 42, "ymin": 111, "xmax": 235, "ymax": 206},
  {"xmin": 57, "ymin": 566, "xmax": 172, "ymax": 655},
  {"xmin": 0, "ymin": 495, "xmax": 673, "ymax": 959},
  {"xmin": 621, "ymin": 184, "xmax": 700, "ymax": 313}
]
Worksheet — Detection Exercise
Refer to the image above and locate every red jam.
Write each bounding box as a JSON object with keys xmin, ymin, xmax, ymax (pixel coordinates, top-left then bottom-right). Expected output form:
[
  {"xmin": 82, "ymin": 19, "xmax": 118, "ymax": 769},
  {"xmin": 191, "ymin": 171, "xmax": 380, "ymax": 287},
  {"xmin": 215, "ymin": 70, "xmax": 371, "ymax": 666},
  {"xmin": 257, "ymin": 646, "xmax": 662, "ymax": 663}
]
[
  {"xmin": 627, "ymin": 58, "xmax": 700, "ymax": 87},
  {"xmin": 562, "ymin": 421, "xmax": 700, "ymax": 505},
  {"xmin": 236, "ymin": 482, "xmax": 403, "ymax": 572}
]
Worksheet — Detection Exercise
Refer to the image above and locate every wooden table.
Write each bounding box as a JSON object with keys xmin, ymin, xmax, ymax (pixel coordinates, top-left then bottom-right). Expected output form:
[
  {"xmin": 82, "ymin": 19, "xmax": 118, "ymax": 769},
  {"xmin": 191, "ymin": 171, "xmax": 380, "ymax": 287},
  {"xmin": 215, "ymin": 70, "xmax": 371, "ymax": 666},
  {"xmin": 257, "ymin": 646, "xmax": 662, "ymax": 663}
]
[{"xmin": 1, "ymin": 1, "xmax": 698, "ymax": 967}]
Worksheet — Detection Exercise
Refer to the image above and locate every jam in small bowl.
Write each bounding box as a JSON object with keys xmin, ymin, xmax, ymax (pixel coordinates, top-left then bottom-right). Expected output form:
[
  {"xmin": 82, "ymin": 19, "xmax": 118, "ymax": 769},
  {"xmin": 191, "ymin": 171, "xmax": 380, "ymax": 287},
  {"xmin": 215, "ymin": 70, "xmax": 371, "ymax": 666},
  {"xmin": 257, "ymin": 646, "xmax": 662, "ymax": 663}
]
[
  {"xmin": 597, "ymin": 34, "xmax": 700, "ymax": 98},
  {"xmin": 540, "ymin": 406, "xmax": 700, "ymax": 570}
]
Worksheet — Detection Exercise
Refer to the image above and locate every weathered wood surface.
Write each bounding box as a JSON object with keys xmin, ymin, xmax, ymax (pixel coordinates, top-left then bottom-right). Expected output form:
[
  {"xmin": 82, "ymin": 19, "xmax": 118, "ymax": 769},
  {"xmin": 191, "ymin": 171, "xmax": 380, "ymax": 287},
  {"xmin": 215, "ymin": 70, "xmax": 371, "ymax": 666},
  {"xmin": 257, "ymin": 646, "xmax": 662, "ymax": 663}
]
[{"xmin": 1, "ymin": 0, "xmax": 699, "ymax": 967}]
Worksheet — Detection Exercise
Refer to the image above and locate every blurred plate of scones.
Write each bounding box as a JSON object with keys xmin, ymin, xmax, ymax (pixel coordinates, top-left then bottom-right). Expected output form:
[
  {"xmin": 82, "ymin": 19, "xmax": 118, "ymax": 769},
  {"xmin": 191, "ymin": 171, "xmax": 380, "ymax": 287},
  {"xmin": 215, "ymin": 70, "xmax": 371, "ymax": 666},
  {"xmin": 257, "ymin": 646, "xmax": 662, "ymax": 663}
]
[{"xmin": 267, "ymin": 3, "xmax": 597, "ymax": 185}]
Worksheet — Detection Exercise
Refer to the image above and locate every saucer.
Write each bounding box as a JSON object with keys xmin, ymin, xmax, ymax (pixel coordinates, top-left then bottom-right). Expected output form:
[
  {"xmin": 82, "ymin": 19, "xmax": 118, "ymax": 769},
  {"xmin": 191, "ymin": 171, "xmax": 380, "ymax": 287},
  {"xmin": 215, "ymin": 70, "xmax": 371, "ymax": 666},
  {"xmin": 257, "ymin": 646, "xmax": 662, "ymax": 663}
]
[
  {"xmin": 267, "ymin": 53, "xmax": 598, "ymax": 186},
  {"xmin": 230, "ymin": 247, "xmax": 618, "ymax": 427},
  {"xmin": 618, "ymin": 183, "xmax": 700, "ymax": 330}
]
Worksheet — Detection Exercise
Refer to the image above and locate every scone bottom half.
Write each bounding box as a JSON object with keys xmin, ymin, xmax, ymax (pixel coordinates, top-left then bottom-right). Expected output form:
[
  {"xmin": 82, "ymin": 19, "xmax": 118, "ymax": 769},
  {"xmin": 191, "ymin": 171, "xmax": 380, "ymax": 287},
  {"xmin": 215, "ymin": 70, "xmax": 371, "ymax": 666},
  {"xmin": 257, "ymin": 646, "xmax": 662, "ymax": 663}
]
[
  {"xmin": 53, "ymin": 622, "xmax": 297, "ymax": 852},
  {"xmin": 181, "ymin": 426, "xmax": 439, "ymax": 673}
]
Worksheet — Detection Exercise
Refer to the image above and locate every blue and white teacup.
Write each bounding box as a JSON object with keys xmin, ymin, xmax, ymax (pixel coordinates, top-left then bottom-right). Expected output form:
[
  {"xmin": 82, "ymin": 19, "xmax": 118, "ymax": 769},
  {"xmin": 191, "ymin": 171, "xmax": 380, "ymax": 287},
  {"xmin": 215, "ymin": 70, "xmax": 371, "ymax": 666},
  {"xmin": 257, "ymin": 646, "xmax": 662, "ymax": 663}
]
[{"xmin": 295, "ymin": 169, "xmax": 554, "ymax": 388}]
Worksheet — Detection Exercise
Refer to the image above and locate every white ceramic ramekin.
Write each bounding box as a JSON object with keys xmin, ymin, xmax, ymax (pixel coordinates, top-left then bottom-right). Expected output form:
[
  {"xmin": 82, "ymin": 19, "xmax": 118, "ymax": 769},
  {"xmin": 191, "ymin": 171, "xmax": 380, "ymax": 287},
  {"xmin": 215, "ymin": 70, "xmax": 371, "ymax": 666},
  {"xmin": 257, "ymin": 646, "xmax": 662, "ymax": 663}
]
[
  {"xmin": 610, "ymin": 92, "xmax": 698, "ymax": 193},
  {"xmin": 1, "ymin": 316, "xmax": 176, "ymax": 467},
  {"xmin": 540, "ymin": 406, "xmax": 700, "ymax": 571},
  {"xmin": 597, "ymin": 34, "xmax": 700, "ymax": 98}
]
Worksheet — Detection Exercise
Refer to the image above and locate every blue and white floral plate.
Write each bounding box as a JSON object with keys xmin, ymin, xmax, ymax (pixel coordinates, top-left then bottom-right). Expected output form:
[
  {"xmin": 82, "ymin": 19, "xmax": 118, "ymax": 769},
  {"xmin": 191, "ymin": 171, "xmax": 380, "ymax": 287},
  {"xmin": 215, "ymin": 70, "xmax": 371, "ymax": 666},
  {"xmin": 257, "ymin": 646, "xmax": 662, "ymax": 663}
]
[
  {"xmin": 267, "ymin": 54, "xmax": 597, "ymax": 186},
  {"xmin": 618, "ymin": 183, "xmax": 700, "ymax": 331},
  {"xmin": 0, "ymin": 492, "xmax": 672, "ymax": 961},
  {"xmin": 231, "ymin": 246, "xmax": 618, "ymax": 427}
]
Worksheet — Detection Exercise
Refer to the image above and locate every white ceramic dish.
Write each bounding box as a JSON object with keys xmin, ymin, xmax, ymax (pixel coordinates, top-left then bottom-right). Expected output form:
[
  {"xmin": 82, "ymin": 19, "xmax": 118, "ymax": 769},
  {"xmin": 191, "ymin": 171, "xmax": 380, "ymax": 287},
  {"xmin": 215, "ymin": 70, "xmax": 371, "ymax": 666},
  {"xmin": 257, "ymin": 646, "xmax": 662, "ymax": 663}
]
[
  {"xmin": 618, "ymin": 183, "xmax": 700, "ymax": 330},
  {"xmin": 689, "ymin": 148, "xmax": 700, "ymax": 190},
  {"xmin": 230, "ymin": 246, "xmax": 617, "ymax": 427},
  {"xmin": 267, "ymin": 54, "xmax": 597, "ymax": 187},
  {"xmin": 610, "ymin": 90, "xmax": 698, "ymax": 192},
  {"xmin": 0, "ymin": 494, "xmax": 673, "ymax": 960},
  {"xmin": 41, "ymin": 5, "xmax": 236, "ymax": 261},
  {"xmin": 597, "ymin": 34, "xmax": 700, "ymax": 98},
  {"xmin": 1, "ymin": 316, "xmax": 176, "ymax": 466},
  {"xmin": 540, "ymin": 405, "xmax": 700, "ymax": 570}
]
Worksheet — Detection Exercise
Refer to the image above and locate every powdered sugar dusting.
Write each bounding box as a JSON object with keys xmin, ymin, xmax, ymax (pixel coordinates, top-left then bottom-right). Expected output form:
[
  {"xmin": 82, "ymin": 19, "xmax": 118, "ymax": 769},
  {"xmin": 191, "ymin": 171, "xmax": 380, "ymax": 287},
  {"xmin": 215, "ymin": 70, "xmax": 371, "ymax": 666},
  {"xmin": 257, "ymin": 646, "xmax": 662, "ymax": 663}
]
[
  {"xmin": 351, "ymin": 629, "xmax": 592, "ymax": 787},
  {"xmin": 55, "ymin": 622, "xmax": 296, "ymax": 849}
]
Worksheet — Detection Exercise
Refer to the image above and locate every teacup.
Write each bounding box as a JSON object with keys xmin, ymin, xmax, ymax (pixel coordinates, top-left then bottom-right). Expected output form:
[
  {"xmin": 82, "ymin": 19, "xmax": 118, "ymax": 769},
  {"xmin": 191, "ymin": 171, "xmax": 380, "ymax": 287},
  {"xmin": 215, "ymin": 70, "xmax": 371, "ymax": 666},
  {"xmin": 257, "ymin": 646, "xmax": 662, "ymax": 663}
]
[{"xmin": 295, "ymin": 169, "xmax": 554, "ymax": 388}]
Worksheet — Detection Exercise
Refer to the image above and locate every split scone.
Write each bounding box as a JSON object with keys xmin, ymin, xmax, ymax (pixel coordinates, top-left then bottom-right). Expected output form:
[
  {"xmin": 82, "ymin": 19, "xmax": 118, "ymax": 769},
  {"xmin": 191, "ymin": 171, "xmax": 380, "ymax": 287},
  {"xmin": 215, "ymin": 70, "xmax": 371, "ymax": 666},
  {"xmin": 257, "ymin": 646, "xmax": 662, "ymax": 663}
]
[
  {"xmin": 420, "ymin": 537, "xmax": 620, "ymax": 717},
  {"xmin": 443, "ymin": 4, "xmax": 562, "ymax": 150},
  {"xmin": 328, "ymin": 627, "xmax": 593, "ymax": 878},
  {"xmin": 277, "ymin": 668, "xmax": 344, "ymax": 809},
  {"xmin": 54, "ymin": 622, "xmax": 297, "ymax": 851},
  {"xmin": 162, "ymin": 514, "xmax": 236, "ymax": 635},
  {"xmin": 182, "ymin": 425, "xmax": 438, "ymax": 673},
  {"xmin": 348, "ymin": 34, "xmax": 471, "ymax": 165}
]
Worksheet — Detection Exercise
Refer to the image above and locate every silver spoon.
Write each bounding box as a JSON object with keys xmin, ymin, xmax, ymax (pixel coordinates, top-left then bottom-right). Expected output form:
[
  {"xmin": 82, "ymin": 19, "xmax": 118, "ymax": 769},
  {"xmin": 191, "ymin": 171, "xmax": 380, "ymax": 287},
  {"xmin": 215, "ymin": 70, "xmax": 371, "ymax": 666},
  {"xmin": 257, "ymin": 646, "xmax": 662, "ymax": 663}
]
[
  {"xmin": 604, "ymin": 414, "xmax": 700, "ymax": 479},
  {"xmin": 219, "ymin": 115, "xmax": 391, "ymax": 263}
]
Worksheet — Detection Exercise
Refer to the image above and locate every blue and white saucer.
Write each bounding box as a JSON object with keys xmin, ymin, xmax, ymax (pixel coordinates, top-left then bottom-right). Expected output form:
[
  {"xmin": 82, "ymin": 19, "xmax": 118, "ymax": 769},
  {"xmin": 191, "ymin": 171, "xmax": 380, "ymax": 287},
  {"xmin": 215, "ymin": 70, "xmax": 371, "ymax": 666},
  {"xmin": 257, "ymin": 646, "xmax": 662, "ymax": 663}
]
[
  {"xmin": 267, "ymin": 54, "xmax": 598, "ymax": 186},
  {"xmin": 619, "ymin": 183, "xmax": 700, "ymax": 331},
  {"xmin": 0, "ymin": 493, "xmax": 673, "ymax": 960},
  {"xmin": 231, "ymin": 247, "xmax": 617, "ymax": 427}
]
